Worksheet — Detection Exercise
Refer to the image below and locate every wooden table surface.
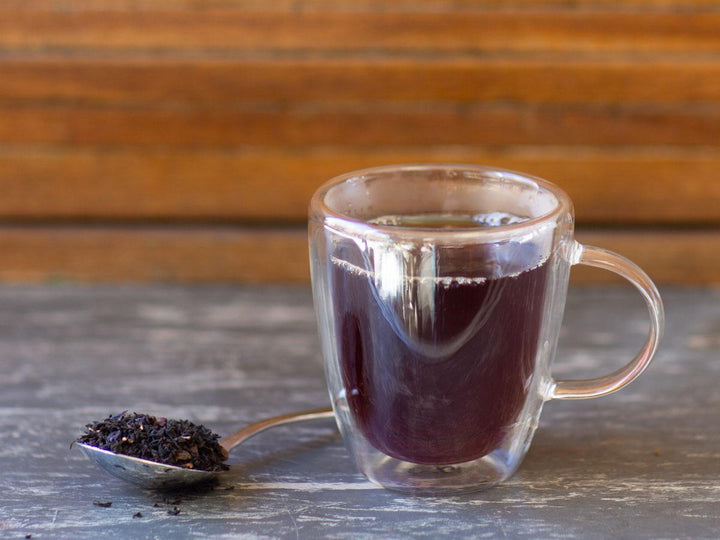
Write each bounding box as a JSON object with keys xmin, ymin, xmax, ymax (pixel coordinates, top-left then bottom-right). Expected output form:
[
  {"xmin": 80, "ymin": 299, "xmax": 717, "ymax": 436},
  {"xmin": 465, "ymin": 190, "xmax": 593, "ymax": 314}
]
[{"xmin": 1, "ymin": 284, "xmax": 718, "ymax": 539}]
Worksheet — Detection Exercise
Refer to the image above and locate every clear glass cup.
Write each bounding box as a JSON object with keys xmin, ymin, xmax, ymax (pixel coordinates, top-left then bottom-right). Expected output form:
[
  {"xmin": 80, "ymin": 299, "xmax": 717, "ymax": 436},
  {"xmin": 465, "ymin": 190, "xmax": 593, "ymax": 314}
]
[{"xmin": 309, "ymin": 164, "xmax": 664, "ymax": 494}]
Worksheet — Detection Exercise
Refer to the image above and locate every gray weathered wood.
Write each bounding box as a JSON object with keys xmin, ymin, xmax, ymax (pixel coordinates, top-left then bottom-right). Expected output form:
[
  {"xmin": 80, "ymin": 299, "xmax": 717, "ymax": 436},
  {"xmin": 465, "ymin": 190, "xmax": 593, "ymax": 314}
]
[{"xmin": 0, "ymin": 285, "xmax": 718, "ymax": 539}]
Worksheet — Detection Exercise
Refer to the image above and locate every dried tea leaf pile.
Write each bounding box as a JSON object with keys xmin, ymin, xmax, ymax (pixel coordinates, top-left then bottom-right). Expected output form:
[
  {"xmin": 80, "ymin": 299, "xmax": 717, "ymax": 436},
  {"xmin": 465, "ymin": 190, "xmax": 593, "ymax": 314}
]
[{"xmin": 77, "ymin": 412, "xmax": 229, "ymax": 472}]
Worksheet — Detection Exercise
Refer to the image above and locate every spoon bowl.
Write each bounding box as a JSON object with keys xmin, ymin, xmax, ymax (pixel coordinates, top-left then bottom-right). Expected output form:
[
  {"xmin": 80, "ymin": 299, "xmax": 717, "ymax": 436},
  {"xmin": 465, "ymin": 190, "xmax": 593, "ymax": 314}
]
[
  {"xmin": 77, "ymin": 407, "xmax": 334, "ymax": 490},
  {"xmin": 77, "ymin": 442, "xmax": 217, "ymax": 490}
]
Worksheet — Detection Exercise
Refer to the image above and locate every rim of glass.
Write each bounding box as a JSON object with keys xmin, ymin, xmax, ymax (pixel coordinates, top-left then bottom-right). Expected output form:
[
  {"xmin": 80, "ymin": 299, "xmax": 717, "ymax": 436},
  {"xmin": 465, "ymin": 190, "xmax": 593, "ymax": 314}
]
[{"xmin": 311, "ymin": 163, "xmax": 570, "ymax": 239}]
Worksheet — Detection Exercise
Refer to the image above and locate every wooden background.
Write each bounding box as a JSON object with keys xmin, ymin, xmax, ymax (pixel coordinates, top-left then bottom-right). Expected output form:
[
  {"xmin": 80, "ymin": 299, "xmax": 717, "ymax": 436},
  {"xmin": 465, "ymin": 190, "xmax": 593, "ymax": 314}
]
[{"xmin": 1, "ymin": 0, "xmax": 718, "ymax": 284}]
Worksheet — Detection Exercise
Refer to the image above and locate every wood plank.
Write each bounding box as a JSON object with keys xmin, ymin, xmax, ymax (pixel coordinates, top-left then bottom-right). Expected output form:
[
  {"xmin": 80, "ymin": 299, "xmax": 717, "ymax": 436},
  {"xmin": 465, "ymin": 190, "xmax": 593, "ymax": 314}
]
[
  {"xmin": 0, "ymin": 226, "xmax": 310, "ymax": 284},
  {"xmin": 2, "ymin": 56, "xmax": 719, "ymax": 105},
  {"xmin": 0, "ymin": 146, "xmax": 718, "ymax": 225},
  {"xmin": 1, "ymin": 104, "xmax": 717, "ymax": 147},
  {"xmin": 0, "ymin": 225, "xmax": 716, "ymax": 284},
  {"xmin": 1, "ymin": 11, "xmax": 718, "ymax": 53},
  {"xmin": 4, "ymin": 1, "xmax": 720, "ymax": 12},
  {"xmin": 573, "ymin": 230, "xmax": 720, "ymax": 285}
]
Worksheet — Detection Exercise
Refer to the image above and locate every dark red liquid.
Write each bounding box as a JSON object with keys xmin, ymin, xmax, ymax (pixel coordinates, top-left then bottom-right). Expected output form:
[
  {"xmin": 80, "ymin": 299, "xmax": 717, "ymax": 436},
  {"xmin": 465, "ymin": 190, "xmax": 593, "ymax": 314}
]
[{"xmin": 332, "ymin": 244, "xmax": 549, "ymax": 465}]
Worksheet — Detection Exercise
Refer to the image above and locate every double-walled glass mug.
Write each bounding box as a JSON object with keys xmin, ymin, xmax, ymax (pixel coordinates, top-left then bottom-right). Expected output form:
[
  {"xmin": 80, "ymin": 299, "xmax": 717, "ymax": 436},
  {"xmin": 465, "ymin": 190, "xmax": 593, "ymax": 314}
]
[{"xmin": 309, "ymin": 164, "xmax": 663, "ymax": 494}]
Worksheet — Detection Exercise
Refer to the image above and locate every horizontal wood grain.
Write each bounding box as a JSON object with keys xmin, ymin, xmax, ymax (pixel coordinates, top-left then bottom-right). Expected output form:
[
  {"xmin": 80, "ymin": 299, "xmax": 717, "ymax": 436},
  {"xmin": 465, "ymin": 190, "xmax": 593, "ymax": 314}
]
[
  {"xmin": 0, "ymin": 1, "xmax": 714, "ymax": 285},
  {"xmin": 573, "ymin": 229, "xmax": 720, "ymax": 285},
  {"xmin": 0, "ymin": 226, "xmax": 310, "ymax": 283},
  {"xmin": 0, "ymin": 225, "xmax": 716, "ymax": 284},
  {"xmin": 1, "ymin": 11, "xmax": 718, "ymax": 54},
  {"xmin": 2, "ymin": 56, "xmax": 719, "ymax": 106},
  {"xmin": 0, "ymin": 145, "xmax": 718, "ymax": 225},
  {"xmin": 2, "ymin": 104, "xmax": 717, "ymax": 147},
  {"xmin": 5, "ymin": 1, "xmax": 720, "ymax": 12}
]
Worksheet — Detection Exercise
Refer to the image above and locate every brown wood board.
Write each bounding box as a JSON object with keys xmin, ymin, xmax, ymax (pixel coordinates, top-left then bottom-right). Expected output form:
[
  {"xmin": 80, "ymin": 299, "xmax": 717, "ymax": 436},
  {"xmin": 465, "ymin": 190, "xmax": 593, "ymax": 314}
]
[
  {"xmin": 0, "ymin": 226, "xmax": 716, "ymax": 284},
  {"xmin": 2, "ymin": 57, "xmax": 719, "ymax": 106},
  {"xmin": 1, "ymin": 11, "xmax": 719, "ymax": 53},
  {"xmin": 0, "ymin": 146, "xmax": 717, "ymax": 225},
  {"xmin": 1, "ymin": 104, "xmax": 717, "ymax": 147}
]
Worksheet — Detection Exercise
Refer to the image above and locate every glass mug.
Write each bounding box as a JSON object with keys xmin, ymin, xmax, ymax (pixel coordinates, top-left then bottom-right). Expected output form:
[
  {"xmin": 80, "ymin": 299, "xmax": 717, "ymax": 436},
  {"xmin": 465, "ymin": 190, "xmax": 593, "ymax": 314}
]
[{"xmin": 309, "ymin": 164, "xmax": 663, "ymax": 494}]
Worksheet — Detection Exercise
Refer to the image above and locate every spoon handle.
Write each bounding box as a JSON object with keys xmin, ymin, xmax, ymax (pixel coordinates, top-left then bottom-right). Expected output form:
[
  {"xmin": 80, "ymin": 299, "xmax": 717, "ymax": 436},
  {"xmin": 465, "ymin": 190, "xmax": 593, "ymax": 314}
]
[{"xmin": 219, "ymin": 407, "xmax": 335, "ymax": 451}]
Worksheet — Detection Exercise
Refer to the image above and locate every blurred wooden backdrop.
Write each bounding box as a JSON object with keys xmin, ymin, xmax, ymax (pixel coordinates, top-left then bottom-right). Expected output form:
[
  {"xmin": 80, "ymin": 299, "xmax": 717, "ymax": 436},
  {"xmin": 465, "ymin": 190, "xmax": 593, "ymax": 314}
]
[{"xmin": 0, "ymin": 0, "xmax": 718, "ymax": 284}]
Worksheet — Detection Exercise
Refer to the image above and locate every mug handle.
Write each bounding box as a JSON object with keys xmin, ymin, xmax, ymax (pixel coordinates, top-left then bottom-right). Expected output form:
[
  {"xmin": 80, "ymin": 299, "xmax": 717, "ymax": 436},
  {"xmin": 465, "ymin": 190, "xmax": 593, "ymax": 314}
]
[{"xmin": 551, "ymin": 243, "xmax": 665, "ymax": 400}]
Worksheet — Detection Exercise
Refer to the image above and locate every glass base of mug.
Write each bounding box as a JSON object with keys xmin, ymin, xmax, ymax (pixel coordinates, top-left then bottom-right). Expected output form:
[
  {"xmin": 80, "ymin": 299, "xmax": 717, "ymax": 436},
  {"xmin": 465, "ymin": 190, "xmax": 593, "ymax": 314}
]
[{"xmin": 360, "ymin": 450, "xmax": 519, "ymax": 495}]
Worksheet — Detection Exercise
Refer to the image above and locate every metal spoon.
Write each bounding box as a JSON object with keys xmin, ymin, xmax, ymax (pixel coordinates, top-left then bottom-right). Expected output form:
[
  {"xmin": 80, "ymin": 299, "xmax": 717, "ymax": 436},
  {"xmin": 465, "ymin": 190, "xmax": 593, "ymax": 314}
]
[{"xmin": 76, "ymin": 407, "xmax": 334, "ymax": 490}]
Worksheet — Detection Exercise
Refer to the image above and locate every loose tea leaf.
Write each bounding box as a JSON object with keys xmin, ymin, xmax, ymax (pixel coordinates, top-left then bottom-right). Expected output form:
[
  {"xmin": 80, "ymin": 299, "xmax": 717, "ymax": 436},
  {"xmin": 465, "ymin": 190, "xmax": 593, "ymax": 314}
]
[{"xmin": 77, "ymin": 412, "xmax": 229, "ymax": 472}]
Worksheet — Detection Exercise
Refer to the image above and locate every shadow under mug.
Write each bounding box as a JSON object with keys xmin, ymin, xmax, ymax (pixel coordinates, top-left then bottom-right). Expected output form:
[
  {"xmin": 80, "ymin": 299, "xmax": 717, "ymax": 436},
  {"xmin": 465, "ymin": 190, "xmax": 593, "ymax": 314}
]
[{"xmin": 309, "ymin": 164, "xmax": 664, "ymax": 494}]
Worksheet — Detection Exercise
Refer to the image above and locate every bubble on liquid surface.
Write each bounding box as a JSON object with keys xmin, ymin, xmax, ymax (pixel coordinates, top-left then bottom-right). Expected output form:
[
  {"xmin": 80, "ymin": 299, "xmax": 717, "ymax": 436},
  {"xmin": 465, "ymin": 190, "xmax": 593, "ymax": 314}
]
[
  {"xmin": 472, "ymin": 211, "xmax": 529, "ymax": 227},
  {"xmin": 369, "ymin": 211, "xmax": 530, "ymax": 229}
]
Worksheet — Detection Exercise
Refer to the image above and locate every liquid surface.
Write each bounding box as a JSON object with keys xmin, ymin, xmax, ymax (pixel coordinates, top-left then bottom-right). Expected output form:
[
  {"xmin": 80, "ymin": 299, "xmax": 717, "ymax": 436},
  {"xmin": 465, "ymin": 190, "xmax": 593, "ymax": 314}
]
[
  {"xmin": 330, "ymin": 218, "xmax": 548, "ymax": 465},
  {"xmin": 369, "ymin": 211, "xmax": 530, "ymax": 229}
]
